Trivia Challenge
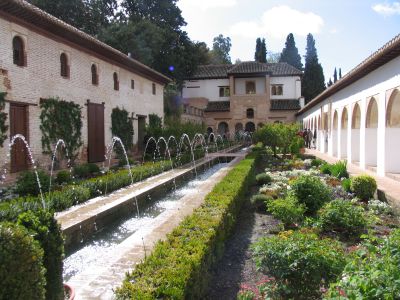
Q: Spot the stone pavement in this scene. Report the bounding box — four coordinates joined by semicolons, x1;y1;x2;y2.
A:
305;148;400;212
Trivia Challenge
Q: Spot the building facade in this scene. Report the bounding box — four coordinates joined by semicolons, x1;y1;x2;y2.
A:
297;33;400;177
182;61;303;136
0;0;170;172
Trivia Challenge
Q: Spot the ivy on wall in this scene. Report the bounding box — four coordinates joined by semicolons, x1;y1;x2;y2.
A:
39;97;82;162
111;107;134;156
0;92;8;147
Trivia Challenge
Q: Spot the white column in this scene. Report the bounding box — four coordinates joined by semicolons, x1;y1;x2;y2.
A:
347;106;352;161
377;92;386;176
337;110;342;158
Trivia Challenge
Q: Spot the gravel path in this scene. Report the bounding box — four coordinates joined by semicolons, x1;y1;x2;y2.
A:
205;197;280;300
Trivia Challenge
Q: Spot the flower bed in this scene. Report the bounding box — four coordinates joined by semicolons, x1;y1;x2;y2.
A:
114;153;259;299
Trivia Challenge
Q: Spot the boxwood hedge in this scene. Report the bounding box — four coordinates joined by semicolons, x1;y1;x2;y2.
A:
115;153;258;299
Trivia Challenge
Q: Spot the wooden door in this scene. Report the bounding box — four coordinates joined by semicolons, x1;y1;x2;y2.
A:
10;104;29;172
87;103;105;162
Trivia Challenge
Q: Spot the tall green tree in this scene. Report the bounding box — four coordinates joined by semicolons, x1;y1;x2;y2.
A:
302;34;325;104
254;37;267;63
339;68;342;79
333;67;338;83
210;34;232;64
279;33;303;70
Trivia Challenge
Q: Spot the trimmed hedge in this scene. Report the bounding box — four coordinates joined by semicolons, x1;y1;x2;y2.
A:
115;153;258;299
17;210;64;300
0;222;46;300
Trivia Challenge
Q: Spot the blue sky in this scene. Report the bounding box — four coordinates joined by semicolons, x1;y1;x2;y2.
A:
178;0;400;82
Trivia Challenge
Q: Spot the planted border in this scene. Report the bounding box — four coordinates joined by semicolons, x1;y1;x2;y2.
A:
115;153;258;299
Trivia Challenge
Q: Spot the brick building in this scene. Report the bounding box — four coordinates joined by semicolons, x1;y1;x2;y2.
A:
0;0;170;172
182;61;304;136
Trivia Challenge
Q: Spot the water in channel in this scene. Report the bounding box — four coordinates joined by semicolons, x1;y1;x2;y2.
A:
63;162;228;281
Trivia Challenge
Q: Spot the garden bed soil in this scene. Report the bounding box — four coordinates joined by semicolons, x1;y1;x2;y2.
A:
206;195;280;299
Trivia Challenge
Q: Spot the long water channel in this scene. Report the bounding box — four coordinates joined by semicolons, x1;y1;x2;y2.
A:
63;162;229;282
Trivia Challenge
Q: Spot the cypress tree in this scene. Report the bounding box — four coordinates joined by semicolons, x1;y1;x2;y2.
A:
254;38;262;62
333;67;338;83
327;78;333;87
279;33;303;70
302;33;325;104
339;68;342;79
255;38;267;63
260;38;267;63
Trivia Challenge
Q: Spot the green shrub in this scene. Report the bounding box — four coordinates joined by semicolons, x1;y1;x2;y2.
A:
341;178;352;193
267;196;305;228
115;154;257;299
351;175;377;201
87;163;100;174
326;229;400;299
252;230;346;299
255;173;272;185
15;170;51;196
55;169;72;185
289;135;304;155
250;194;271;209
320;163;332;175
290;175;332;214
73;163;90;178
17;210;64;300
330;160;349;178
311;158;325;167
0;222;46;300
318;199;367;237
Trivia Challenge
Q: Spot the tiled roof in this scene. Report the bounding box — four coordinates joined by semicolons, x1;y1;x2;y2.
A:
0;0;170;84
270;99;301;111
297;33;400;116
205;101;230;112
188;62;302;79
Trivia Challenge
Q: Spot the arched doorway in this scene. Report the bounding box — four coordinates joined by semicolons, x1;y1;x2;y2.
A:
351;103;361;163
365;98;378;168
341;107;348;159
323;113;329;153
218;122;229;136
386;90;400;173
245;122;255;132
317;115;321;150
332;110;338;157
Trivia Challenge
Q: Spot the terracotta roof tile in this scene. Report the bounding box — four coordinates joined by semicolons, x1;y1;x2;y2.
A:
189;62;302;79
205;101;230;112
270;99;301;110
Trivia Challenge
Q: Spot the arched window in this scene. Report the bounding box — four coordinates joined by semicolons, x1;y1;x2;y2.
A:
91;64;98;85
60;53;69;78
333;110;338;130
13;36;25;66
218;122;229;135
113;72;119;91
246;108;254;118
341;107;348;130
366;98;378;128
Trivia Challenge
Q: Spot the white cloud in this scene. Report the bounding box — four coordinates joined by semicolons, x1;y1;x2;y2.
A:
372;2;400;16
229;5;324;39
179;0;237;10
330;28;339;34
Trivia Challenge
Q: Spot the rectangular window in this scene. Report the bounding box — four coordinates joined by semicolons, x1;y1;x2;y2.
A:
219;86;230;97
245;81;256;94
271;84;283;95
131;80;135;89
152;83;156;95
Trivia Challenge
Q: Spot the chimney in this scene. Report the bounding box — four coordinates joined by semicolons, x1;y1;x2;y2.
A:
127;52;132;58
299;97;305;108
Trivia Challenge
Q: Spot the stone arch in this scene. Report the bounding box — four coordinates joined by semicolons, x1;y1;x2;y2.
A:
218;122;229;135
386;89;400;173
332;110;338;156
351;102;361;163
245;122;255;132
366;97;378;128
341;107;348;158
365;98;378;168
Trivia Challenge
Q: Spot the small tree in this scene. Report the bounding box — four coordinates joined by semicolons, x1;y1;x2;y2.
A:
111;107;134;157
0;92;8;147
40;97;83;163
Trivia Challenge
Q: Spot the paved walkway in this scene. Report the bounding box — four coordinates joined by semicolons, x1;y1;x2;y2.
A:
306;149;400;212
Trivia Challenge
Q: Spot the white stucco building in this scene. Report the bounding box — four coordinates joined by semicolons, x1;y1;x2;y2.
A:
297;33;400;177
182;62;303;135
0;0;170;172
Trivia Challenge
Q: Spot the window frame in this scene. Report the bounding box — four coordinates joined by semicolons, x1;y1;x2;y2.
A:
271;84;283;96
152;83;156;95
219;86;230;97
12;36;26;67
245;81;256;95
113;72;119;91
91;64;99;85
60;52;69;78
246;108;254;119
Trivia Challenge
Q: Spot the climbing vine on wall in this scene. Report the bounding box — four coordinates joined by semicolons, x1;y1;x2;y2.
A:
40;97;82;162
0;92;8;147
111;107;134;157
